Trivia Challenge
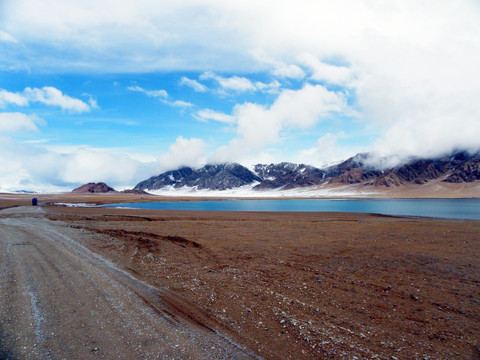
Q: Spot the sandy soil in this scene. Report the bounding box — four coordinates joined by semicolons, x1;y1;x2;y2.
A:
1;194;479;359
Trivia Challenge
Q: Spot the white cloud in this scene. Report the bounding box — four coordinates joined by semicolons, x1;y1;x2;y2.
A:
0;87;91;112
273;65;305;80
299;132;354;168
1;0;261;72
200;71;281;94
0;112;45;133
0;138;155;192
127;85;193;108
254;80;281;93
0;30;17;43
59;149;143;185
157;136;207;172
87;96;99;109
200;72;256;92
251;48;306;80
24;87;91;112
170;100;193;108
263;83;346;128
194;109;235;124
179;76;208;92
299;53;352;86
210;84;347;162
0;89;29;107
369;113;480;168
127;85;168;98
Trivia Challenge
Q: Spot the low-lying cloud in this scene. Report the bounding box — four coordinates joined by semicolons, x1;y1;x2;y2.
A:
156;136;207;173
0;138;155;192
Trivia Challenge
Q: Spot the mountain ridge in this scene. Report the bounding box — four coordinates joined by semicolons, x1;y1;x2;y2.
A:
134;151;480;192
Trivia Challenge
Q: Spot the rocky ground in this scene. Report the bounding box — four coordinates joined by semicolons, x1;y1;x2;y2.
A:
39;200;480;360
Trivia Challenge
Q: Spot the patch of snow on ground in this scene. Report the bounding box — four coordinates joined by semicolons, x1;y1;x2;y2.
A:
147;183;379;198
54;202;100;207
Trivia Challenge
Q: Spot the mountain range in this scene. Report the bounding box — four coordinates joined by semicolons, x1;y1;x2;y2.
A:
133;151;480;192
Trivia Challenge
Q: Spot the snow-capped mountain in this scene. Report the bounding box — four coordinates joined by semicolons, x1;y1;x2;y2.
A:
134;151;480;192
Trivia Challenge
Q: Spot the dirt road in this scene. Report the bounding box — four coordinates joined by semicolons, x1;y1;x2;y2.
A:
0;206;258;360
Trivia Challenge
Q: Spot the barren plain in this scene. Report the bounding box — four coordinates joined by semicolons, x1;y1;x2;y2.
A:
1;193;479;359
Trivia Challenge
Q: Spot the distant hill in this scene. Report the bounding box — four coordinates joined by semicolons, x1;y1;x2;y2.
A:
71;183;150;194
72;182;116;193
134;151;480;192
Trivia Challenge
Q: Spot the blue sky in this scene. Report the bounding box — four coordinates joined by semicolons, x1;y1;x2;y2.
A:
1;0;479;191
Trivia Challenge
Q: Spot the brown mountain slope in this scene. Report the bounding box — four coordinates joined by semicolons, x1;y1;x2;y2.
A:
72;182;116;193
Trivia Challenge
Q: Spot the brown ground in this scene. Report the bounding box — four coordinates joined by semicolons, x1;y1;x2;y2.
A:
1;194;480;359
0;207;256;359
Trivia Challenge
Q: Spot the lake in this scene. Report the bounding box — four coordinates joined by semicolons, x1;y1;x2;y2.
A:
102;198;480;220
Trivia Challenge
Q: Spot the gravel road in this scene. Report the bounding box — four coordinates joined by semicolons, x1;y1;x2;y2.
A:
0;206;258;360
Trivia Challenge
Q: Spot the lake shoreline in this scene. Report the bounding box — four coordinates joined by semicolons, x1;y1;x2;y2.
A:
2;193;480;220
99;198;480;220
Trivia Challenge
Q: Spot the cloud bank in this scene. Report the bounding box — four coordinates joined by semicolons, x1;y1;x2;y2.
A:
0;138;154;192
156;136;207;174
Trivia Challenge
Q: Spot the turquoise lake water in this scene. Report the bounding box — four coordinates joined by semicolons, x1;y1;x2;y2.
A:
102;198;480;220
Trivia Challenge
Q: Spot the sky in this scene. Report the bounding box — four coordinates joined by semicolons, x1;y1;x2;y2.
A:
1;0;480;192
